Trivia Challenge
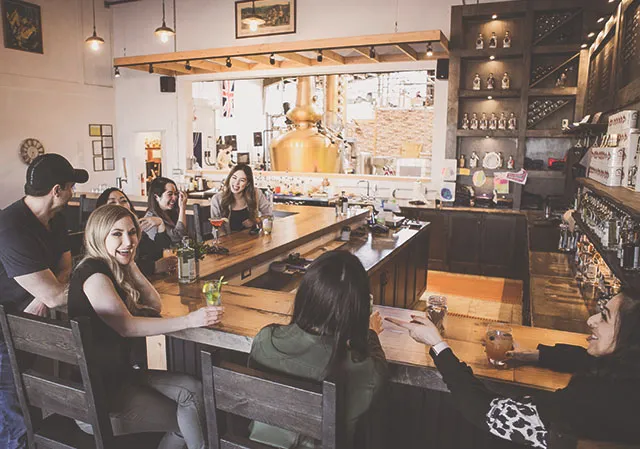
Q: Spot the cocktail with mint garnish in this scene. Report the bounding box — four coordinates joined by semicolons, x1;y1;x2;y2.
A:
202;276;227;306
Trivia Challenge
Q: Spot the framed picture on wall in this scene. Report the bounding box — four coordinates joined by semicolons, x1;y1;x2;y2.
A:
93;157;103;172
103;159;115;171
235;0;296;39
89;124;101;137
102;136;113;147
2;0;43;54
92;140;102;156
103;147;114;159
101;124;113;136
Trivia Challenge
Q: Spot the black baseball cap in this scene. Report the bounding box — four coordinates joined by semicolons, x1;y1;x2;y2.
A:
25;154;89;192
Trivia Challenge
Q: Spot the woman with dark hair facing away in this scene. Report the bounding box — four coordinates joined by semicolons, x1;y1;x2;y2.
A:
96;187;177;276
210;164;272;235
145;177;188;244
68;205;224;449
248;250;388;447
387;291;640;447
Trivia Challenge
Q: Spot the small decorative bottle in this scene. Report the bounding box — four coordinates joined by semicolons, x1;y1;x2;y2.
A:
556;72;568;88
177;237;197;284
476;33;484;50
470;151;480;169
489;113;498;130
470;113;479;130
479;112;488;130
507;155;515;169
489;32;498;48
498;152;505;168
503;31;512;48
498;112;507;130
487;73;496;90
472;73;482;90
458;154;467;168
462;113;470;130
501;72;511;90
508;112;518;130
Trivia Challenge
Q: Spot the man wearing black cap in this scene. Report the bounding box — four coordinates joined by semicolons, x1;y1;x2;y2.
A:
0;153;88;448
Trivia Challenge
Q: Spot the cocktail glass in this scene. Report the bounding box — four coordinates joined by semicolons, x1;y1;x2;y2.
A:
262;215;273;235
209;218;226;245
202;278;225;306
427;295;447;335
485;323;514;368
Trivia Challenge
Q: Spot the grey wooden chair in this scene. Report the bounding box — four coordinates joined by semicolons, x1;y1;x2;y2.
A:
0;304;161;449
201;350;345;449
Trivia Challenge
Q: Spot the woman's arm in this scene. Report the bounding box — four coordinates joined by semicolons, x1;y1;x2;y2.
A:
537;344;593;373
83;272;223;337
257;189;273;217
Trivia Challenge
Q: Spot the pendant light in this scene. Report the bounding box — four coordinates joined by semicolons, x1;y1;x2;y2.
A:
155;0;175;43
242;1;265;32
85;0;104;51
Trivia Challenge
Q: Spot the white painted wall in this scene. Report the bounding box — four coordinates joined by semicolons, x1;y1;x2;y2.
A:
0;0;115;208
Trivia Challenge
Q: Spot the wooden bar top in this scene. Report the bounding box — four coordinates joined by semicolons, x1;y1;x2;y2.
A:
160;285;588;393
152;205;369;290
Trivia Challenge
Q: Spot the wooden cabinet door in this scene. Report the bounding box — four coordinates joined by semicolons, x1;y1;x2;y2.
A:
416;210;448;271
480;215;517;278
448;213;482;274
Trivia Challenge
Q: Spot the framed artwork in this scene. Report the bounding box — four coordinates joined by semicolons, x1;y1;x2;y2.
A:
235;0;296;39
89;124;101;137
93;157;103;172
2;0;43;54
101;124;113;136
103;159;114;171
92;140;102;156
102;136;113;147
103;147;113;159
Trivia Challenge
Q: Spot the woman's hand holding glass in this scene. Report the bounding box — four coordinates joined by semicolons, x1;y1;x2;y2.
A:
385;314;444;346
187;305;224;328
369;311;383;334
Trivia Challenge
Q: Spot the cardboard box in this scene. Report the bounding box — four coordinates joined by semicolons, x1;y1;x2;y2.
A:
590;146;628;167
588;165;624;186
608;110;638;135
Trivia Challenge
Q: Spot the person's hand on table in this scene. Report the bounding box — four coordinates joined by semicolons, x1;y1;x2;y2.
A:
369;311;383;334
385;314;443;346
187;306;224;328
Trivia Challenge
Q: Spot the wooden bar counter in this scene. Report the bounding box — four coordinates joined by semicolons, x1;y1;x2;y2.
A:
159;284;587;394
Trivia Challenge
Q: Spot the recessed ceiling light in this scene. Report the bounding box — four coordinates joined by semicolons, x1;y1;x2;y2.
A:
487;96;493;100
597;16;606;23
489;55;496;60
581;43;588;48
492;14;498;20
587;32;595;38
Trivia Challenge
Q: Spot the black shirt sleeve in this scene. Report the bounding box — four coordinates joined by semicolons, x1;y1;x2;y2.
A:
0;225;49;278
537;344;593;373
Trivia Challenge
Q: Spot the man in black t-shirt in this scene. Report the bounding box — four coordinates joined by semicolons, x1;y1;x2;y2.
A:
0;153;88;448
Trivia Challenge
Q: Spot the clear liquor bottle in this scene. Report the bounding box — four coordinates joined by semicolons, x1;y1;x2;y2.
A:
177;237;197;284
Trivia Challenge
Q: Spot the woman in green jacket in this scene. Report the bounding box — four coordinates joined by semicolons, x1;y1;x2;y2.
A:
249;250;388;448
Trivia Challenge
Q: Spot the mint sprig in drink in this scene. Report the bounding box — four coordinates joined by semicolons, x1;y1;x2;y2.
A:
202;276;227;306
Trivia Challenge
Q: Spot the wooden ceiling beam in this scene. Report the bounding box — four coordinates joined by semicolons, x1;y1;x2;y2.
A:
114;30;447;66
189;60;222;72
244;55;280;67
278;52;312;66
127;64;174;76
352;46;380;62
396;43;418;61
155;62;202;74
321;49;345;64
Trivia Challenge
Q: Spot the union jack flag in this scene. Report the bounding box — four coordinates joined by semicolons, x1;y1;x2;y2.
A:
222;80;235;118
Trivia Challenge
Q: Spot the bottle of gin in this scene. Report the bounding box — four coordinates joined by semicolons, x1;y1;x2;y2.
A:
340;191;349;215
177;237;197;284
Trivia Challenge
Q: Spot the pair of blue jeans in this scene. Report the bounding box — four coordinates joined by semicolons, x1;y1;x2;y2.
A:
0;340;27;449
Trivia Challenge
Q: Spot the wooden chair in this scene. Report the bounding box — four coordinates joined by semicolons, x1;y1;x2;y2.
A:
201;350;345;449
0;305;161;449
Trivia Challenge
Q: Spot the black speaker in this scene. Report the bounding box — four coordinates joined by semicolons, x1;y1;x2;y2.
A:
436;59;449;80
160;76;176;92
253;132;263;147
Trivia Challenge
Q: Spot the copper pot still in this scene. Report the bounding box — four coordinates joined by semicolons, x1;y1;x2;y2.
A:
269;76;341;173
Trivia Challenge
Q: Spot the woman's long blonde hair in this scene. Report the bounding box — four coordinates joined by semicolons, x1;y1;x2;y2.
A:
80;204;142;314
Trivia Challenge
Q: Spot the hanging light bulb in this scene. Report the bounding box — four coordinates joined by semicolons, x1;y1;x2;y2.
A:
85;0;104;51
226;57;232;68
269;53;276;65
317;50;323;63
242;0;265;32
155;0;175;43
114;66;120;78
426;42;434;57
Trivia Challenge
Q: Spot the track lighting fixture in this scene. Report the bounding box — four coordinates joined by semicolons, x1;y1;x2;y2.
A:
155;0;175;43
185;60;192;70
226;57;232;68
149;64;154;74
426;42;433;57
85;0;104;51
270;53;276;65
317;50;323;63
369;46;375;58
114;67;120;78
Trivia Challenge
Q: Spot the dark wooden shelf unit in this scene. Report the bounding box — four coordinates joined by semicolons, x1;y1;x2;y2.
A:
573;213;640;293
446;0;615;209
562;123;607;135
527;169;566;178
577;178;640;221
459;89;521;98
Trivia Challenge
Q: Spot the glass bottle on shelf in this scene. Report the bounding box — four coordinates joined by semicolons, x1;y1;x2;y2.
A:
461;113;470;129
498;112;507;130
501;72;511;90
472;73;482;90
487;73;496;90
503;31;512;48
479;113;488;130
489;32;498;48
476;33;484;50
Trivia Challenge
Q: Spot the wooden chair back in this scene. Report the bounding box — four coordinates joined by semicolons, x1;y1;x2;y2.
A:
0;305;114;449
201;350;344;449
79;195;98;228
193;203;213;242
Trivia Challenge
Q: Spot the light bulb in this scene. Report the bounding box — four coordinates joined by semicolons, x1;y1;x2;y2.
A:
249;21;258;32
90;40;100;51
160;33;169;43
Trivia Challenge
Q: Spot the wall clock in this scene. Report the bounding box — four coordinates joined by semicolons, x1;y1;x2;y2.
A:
19;138;45;164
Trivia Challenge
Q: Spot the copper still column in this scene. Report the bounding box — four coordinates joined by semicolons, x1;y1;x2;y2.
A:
270;76;341;173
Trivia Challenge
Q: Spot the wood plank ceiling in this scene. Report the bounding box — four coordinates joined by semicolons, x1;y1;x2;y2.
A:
114;30;449;76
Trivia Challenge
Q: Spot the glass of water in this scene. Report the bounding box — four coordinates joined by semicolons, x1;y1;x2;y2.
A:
426;295;447;335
